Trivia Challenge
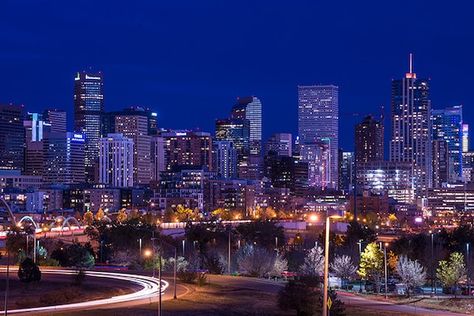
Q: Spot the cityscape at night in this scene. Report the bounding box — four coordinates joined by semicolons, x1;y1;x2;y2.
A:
2;1;474;315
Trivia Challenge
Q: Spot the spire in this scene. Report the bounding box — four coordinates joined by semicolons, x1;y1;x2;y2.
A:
405;53;416;79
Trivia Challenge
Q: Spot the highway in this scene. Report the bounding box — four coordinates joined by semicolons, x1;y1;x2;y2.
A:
0;268;170;315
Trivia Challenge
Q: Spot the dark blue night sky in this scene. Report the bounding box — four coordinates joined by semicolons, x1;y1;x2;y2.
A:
1;1;474;150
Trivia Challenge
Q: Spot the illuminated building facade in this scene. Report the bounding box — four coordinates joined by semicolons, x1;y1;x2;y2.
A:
0;104;25;171
356;160;414;204
432;105;463;182
74;71;104;183
99;133;134;188
162;131;212;171
389;55;431;198
298;85;339;189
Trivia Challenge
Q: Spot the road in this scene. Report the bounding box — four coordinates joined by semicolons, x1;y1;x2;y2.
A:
0;267;191;315
207;275;466;316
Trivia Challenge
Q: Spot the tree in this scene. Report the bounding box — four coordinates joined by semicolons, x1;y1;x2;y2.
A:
358;242;384;292
300;246;324;277
18;258;41;284
116;208;128;223
396;255;426;297
236;221;285;249
95;208;105;221
270;253;288;278
331;255;357;288
83;210;94;225
437;252;466;296
236;244;274;277
278;277;345;316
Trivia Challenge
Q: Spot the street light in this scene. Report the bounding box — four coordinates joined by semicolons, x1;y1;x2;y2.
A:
322;209;344;316
384;242;389;299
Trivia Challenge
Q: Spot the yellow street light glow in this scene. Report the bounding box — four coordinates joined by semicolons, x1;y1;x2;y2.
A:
309;214;318;222
143;249;153;257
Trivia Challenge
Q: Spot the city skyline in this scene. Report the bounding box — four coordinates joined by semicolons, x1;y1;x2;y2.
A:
2;1;474;150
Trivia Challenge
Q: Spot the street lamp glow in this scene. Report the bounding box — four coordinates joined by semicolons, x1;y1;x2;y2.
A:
309;214;318;222
143;249;153;258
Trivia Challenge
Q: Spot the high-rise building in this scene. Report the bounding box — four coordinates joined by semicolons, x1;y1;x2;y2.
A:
162;131;212;171
99;133;134;188
231;96;262;155
24;113;48;176
265;133;292;157
115;114;151;185
432;139;449;187
355;115;384;165
102;106;158;136
389;55;432;197
463;124;469;153
298;85;339;189
338;150;355;194
151;136;166;183
43;109;67;133
0;104;25;171
213;140;238;179
43;131;85;184
356;161;414;204
74;71;104;183
300;141;331;189
432;105;463;182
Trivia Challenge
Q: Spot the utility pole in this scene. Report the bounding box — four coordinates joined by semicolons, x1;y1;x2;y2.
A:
384;244;388;299
228;230;231;274
4;249;10;316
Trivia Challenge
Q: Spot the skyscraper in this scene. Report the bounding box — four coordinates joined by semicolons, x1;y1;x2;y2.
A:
265;133;292;157
24;113;48;176
298;85;339;189
338;150;355;194
463;124;469;153
432;105;463;182
115;114;151;185
389;55;432;197
74;71;104;183
231;96;262;156
355;115;384;165
162;131;212;171
151;135;166;183
0;104;25;171
213;140;238;179
99;133;134;188
43;109;67;133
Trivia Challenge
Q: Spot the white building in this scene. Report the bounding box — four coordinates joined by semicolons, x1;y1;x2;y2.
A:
99;133;134;188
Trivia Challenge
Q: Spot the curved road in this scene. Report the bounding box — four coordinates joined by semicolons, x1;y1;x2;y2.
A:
0;268;172;315
206;275;465;316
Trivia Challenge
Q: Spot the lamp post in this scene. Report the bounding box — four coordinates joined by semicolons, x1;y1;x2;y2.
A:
384;243;388;299
322;210;344;316
430;231;434;296
467;243;471;296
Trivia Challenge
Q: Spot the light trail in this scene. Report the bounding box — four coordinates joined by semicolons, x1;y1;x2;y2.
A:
0;268;169;314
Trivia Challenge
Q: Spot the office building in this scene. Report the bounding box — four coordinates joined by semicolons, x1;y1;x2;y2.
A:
231;96;262;155
432;139;449;188
115;114;151;185
338;150;354;194
300;141;330;189
389;55;431;197
74;71;104;183
102;106;158;136
24;113;48;176
162;131;212;171
265;133;292;157
432;105;463;182
151;136;166;183
356;160;414;204
355;115;384;165
463;124;469;153
298;85;339;189
99;133;134;188
0;104;25;171
213;140;238;179
43;109;67;133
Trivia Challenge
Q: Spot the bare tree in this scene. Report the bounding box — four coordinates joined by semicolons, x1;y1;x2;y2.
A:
270;253;288;278
300;246;324;277
237;245;274;277
331;255;357;289
396;255;426;297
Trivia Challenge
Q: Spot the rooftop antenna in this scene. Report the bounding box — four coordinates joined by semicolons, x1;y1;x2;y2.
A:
409;53;413;74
